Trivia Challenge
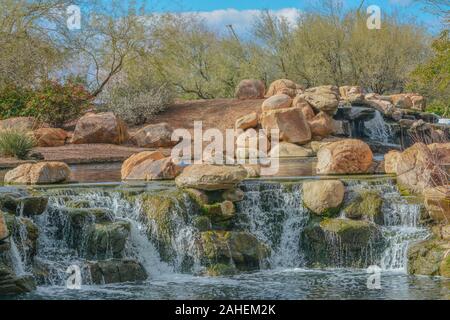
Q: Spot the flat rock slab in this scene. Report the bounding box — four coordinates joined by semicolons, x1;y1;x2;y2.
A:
32;144;172;164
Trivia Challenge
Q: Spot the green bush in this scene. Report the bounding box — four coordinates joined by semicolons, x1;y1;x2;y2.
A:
0;85;33;119
0;128;36;159
0;81;92;128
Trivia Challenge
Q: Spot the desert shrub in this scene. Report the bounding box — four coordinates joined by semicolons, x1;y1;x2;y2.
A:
104;81;173;125
0;85;33;119
0;128;36;159
24;81;92;128
0;81;92;127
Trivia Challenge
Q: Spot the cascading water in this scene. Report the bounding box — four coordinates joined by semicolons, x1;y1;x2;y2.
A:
364;110;393;144
343;179;429;271
7;178;430;296
237;182;310;268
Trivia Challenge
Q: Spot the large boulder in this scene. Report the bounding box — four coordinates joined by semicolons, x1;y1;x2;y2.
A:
266;79;302;98
316;139;373;174
88;259;147;284
34;128;69;147
175;164;248;191
4;162;71;185
269;142;313;158
302;218;385;268
235;112;258;130
0;267;36;295
71;112;128;144
391;93;426;111
261;107;311;144
200;231;269;271
131;122;177;148
408;239;450;278
384;150;401;174
0;117;40;131
299;85;340;115
396;143;446;194
339;86;365;104
308;111;335;138
423;186;450;223
121;151;182;181
428;142;450;167
235;79;265;100
261;94;292;111
302;180;345;216
0;212;8;240
364;94;397;117
292;95;315;120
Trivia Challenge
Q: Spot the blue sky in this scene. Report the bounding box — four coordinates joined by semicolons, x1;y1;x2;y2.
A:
90;1;444;35
147;0;441;32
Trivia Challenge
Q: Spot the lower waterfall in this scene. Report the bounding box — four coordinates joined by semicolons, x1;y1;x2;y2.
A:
9;178;430;290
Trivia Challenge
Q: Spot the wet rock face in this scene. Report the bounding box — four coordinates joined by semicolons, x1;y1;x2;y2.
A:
343;190;384;224
407;239;450;278
71;112;129;144
87;259;147;284
200;231;269;271
301;218;386;268
86;221;131;260
0;242;36;295
0;212;8;240
0;193;48;217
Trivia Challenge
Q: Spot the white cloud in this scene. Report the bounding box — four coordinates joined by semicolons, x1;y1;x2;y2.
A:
187;8;301;36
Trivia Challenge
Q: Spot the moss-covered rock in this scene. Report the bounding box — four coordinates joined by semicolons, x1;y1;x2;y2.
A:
193;216;212;232
343;190;384;224
140;190;199;263
205;263;238;277
200;231;269;271
407;238;450;278
0;246;36;295
0;192;48;216
65;200;91;209
87;259;147;284
301;218;386;268
86;221;131;260
3;213;39;261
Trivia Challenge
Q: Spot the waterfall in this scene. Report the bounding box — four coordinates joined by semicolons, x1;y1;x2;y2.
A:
237;182;309;268
9;237;26;276
365;110;392;143
20;178;428;290
344;179;429;271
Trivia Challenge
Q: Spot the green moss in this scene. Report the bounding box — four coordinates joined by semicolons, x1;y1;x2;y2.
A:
344;190;383;224
205;263;237;277
193;216;212;232
65;200;91;209
407;238;450;277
